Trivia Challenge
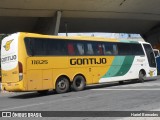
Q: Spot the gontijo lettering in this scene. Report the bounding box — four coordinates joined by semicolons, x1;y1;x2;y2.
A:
70;58;107;65
1;55;17;63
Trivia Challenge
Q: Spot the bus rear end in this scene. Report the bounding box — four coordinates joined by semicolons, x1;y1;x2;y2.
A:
1;33;24;92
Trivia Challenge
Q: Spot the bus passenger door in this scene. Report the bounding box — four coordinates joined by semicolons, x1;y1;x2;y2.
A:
42;70;53;90
27;70;42;91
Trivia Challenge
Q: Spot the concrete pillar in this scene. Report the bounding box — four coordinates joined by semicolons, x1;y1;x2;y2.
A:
53;11;62;35
33;11;62;35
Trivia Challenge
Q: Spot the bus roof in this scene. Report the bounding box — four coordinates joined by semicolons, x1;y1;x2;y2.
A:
12;32;147;44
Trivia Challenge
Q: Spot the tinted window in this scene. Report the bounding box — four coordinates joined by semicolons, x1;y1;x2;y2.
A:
76;43;85;55
117;43;132;55
103;43;118;55
85;42;94;55
91;42;104;55
130;44;144;55
25;37;144;57
47;39;67;55
67;41;85;55
143;44;156;67
25;38;67;56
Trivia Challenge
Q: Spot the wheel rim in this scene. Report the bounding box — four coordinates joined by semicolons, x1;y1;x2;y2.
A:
58;79;67;90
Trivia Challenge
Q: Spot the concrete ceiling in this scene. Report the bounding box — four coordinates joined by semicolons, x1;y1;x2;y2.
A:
0;0;160;34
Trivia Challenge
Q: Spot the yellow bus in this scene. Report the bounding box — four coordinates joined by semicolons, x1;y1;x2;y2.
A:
1;32;157;94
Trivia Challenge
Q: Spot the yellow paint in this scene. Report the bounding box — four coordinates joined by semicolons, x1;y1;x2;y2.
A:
2;80;24;92
2;66;19;83
2;32;116;92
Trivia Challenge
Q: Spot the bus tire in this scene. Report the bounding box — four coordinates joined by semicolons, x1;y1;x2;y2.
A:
56;76;70;94
139;70;145;83
72;75;86;91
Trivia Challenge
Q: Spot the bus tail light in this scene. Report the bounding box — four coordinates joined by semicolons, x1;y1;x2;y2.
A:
18;61;23;81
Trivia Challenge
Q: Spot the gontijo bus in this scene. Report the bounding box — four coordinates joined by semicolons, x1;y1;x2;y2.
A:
1;32;157;94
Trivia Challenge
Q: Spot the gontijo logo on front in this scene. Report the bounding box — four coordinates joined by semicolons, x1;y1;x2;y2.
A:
3;39;13;51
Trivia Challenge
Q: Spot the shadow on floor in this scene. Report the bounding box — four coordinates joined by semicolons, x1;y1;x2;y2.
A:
8;78;158;99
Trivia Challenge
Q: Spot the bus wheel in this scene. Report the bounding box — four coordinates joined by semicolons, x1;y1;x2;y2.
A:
72;75;86;91
139;70;145;83
56;76;70;94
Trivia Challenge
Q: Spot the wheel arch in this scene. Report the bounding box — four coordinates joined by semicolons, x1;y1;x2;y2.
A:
139;69;146;76
72;73;86;83
54;74;71;89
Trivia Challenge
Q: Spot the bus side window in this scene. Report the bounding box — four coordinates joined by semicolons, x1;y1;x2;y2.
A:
104;43;112;55
98;44;103;55
34;38;47;55
117;43;132;55
92;43;103;55
25;38;34;56
86;43;94;55
67;43;75;55
113;44;118;55
77;43;84;55
103;43;117;55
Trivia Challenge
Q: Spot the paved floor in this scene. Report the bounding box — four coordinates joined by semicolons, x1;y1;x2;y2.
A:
0;79;160;120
